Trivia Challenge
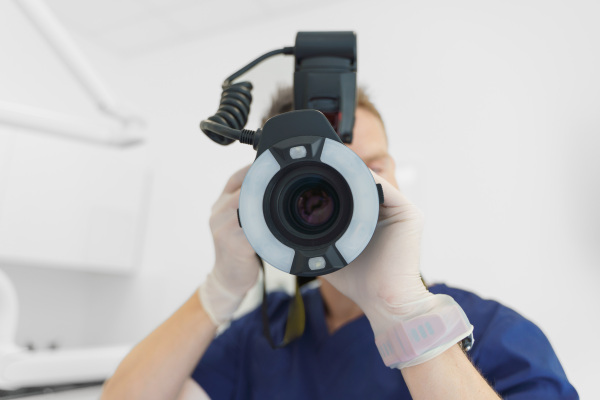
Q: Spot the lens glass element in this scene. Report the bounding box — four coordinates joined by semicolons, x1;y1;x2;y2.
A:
295;181;335;227
265;161;353;247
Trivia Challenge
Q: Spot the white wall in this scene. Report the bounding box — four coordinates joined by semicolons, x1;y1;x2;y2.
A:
0;0;149;345
1;0;598;397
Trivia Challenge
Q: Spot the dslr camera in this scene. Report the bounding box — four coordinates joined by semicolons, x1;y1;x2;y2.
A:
201;32;382;277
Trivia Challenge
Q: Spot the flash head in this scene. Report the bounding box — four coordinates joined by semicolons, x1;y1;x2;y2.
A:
294;32;357;144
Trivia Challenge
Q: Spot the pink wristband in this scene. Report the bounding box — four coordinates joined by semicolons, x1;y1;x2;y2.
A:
375;296;473;368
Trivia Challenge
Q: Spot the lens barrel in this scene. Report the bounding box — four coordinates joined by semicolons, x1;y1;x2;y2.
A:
264;161;353;249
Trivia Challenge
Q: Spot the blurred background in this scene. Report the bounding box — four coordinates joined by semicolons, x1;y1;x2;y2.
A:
0;0;598;398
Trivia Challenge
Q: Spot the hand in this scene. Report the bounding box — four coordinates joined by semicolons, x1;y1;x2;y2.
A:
323;171;433;335
199;165;261;325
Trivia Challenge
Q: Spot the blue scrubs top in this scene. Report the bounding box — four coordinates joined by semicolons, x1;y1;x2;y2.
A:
192;284;578;399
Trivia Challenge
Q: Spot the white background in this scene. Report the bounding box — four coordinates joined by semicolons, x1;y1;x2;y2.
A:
1;0;598;398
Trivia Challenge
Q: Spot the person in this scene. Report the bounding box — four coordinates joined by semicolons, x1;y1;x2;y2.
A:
100;88;578;400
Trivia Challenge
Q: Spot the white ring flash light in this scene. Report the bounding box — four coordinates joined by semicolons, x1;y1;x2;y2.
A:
238;136;380;276
320;139;380;264
238;150;295;273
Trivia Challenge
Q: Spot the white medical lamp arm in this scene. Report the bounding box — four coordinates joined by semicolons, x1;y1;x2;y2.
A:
1;0;145;147
15;0;140;126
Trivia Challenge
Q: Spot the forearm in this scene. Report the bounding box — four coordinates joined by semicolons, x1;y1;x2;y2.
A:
101;291;217;400
401;344;501;400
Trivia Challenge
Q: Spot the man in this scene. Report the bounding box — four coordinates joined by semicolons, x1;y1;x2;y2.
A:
100;88;578;399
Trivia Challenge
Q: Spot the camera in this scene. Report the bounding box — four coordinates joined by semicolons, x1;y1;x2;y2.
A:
238;109;382;276
201;32;382;276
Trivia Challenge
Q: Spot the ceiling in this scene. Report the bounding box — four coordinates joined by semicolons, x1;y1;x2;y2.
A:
46;0;311;57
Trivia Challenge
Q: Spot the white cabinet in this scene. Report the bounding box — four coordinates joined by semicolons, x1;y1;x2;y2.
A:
0;129;149;274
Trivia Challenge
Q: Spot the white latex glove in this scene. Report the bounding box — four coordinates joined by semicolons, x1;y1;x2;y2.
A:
198;165;261;326
323;171;435;337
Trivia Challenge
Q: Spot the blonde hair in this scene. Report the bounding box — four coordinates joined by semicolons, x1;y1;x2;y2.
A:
261;86;385;132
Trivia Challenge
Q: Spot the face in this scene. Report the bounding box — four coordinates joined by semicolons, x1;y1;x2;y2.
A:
347;107;398;189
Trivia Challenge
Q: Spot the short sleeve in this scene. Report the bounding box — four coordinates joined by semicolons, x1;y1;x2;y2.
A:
475;309;579;399
191;317;246;400
431;284;579;399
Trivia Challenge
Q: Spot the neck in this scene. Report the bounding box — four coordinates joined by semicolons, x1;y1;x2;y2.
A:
317;278;364;334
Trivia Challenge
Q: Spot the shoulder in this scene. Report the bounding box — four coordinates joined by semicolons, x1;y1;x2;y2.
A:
431;283;578;398
430;283;548;354
430;284;516;335
429;283;543;348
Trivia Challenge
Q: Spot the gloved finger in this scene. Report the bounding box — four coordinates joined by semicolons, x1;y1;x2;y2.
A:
212;210;246;239
368;169;413;208
211;188;241;215
222;164;252;194
209;205;237;232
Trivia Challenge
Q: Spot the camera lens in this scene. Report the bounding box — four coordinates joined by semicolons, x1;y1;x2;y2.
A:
240;134;380;276
293;178;335;228
264;161;352;248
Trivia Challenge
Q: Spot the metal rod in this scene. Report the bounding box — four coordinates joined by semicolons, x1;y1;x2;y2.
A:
0;101;142;147
8;0;145;145
16;0;121;115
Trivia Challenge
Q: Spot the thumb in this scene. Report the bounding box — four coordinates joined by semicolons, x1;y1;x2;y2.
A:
369;170;418;219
